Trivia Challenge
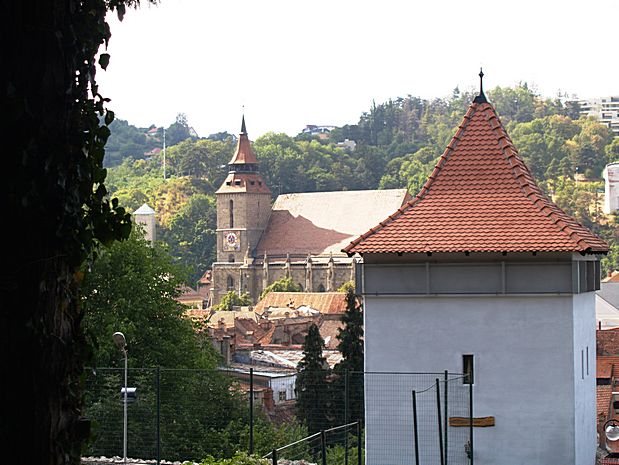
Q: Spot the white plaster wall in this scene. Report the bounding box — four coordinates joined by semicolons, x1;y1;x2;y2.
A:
572;292;596;465
270;376;297;403
364;295;577;465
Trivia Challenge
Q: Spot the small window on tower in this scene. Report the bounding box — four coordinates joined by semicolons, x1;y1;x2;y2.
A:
227;275;235;291
229;255;235;263
463;354;474;385
229;200;234;228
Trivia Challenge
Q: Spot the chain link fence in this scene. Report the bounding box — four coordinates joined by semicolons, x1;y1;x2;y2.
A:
83;368;472;465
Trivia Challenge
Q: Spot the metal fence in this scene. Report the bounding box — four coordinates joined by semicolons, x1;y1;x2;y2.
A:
82;368;472;465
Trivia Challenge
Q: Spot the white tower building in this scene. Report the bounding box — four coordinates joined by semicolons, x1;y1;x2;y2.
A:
133;203;156;244
345;77;608;465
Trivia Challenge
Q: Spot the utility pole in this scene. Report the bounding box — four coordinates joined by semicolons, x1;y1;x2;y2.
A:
163;127;167;180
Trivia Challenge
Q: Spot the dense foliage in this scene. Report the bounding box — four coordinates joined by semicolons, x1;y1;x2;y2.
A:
259;277;303;299
213;291;254;311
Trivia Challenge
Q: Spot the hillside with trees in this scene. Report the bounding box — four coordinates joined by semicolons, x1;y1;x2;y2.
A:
104;84;619;283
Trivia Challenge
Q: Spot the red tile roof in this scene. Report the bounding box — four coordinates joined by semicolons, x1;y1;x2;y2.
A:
598;384;613;418
254;292;348;315
343;100;608;255
599;328;619;356
598;356;619;378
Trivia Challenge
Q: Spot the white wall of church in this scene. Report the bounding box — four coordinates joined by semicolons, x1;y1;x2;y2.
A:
364;294;590;465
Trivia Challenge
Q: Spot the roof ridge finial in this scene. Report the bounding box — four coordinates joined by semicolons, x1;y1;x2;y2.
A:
473;67;488;104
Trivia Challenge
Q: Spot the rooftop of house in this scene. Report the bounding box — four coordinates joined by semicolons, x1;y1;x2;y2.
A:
133;203;155;216
255;189;410;256
254;292;349;315
598;327;619;355
344;89;608;255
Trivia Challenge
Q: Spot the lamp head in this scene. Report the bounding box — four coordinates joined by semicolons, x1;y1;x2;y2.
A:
113;332;126;351
606;420;619;442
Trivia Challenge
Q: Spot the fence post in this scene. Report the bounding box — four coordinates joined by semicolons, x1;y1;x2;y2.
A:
469;381;474;465
345;371;349;465
321;430;327;465
356;421;362;465
249;367;254;454
436;378;445;465
444;370;448;465
156;366;161;465
412;391;419;465
272;448;278;465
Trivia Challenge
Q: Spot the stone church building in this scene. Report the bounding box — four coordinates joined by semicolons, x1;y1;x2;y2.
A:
210;117;409;305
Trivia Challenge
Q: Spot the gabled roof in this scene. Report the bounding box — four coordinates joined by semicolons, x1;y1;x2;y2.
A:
344;99;608;255
256;189;409;256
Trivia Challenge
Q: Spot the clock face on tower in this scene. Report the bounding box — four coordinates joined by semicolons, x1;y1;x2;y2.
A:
224;231;240;251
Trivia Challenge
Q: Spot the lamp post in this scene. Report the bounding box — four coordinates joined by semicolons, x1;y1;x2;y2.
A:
606;419;619;443
113;332;128;465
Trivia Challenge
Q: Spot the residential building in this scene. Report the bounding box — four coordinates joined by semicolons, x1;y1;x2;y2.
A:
579;97;619;137
604;163;619;214
209;117;409;305
345;79;608;465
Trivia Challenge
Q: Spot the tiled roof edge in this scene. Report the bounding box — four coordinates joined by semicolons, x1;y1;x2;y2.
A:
342;105;477;254
481;104;608;253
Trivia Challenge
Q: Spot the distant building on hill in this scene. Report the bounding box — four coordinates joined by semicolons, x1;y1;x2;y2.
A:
133;203;156;244
579;97;619;137
209;116;409;306
603;162;619;214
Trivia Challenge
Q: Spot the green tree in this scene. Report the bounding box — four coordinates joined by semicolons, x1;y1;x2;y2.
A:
213;291;253;311
607;138;619;164
296;324;331;433
334;289;364;424
164;194;218;282
260;277;303;299
81;230;216;369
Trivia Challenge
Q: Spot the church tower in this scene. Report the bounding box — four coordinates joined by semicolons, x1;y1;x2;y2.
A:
212;117;272;303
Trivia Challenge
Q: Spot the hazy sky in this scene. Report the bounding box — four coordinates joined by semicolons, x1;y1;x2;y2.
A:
98;0;618;138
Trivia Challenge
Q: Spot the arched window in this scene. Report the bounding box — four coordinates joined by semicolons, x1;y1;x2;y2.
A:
318;283;325;293
229;199;234;228
227;275;235;291
228;255;235;263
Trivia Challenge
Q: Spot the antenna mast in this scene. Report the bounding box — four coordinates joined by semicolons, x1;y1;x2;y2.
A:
163;127;166;180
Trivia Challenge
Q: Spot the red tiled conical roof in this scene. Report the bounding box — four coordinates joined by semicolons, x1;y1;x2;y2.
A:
228;115;260;165
343;100;608;255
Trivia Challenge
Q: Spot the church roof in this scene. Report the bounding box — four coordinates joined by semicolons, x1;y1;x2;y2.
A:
343;96;608;255
227;115;259;165
216;116;270;194
255;189;409;256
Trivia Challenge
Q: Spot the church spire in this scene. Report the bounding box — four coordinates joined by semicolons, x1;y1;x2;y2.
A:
241;114;247;135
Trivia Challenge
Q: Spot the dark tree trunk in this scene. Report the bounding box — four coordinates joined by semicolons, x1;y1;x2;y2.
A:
1;1;122;463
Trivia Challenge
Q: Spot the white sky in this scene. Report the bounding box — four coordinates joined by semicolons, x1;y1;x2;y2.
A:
98;0;618;138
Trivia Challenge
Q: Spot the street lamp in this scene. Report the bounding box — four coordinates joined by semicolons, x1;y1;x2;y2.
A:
113;332;128;465
606;419;619;442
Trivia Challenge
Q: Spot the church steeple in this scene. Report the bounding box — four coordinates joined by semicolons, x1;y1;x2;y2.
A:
216;116;270;194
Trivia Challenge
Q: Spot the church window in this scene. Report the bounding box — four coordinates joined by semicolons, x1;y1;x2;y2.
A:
229;255;235;263
463;354;474;384
279;391;286;401
229;200;234;228
227;275;235;291
318;284;325;292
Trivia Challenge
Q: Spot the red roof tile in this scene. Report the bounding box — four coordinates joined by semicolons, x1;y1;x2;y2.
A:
344;100;608;254
598;328;619;356
598;356;619;378
254;292;349;315
598;384;613;418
